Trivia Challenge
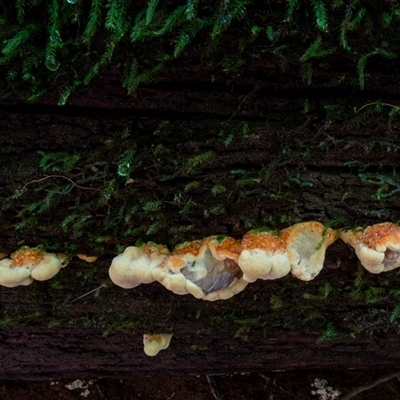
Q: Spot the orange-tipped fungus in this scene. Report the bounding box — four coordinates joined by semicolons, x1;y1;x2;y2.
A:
281;222;337;281
0;246;68;287
76;254;98;263
341;222;400;273
154;236;248;301
238;229;291;282
143;333;173;357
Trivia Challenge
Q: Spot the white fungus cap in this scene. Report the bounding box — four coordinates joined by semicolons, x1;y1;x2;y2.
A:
281;222;337;281
239;249;291;282
155;237;248;301
201;236;249;301
0;258;33;287
143;333;173;357
341;223;400;274
31;252;65;281
238;230;291;282
0;247;68;287
202;278;248;301
152;244;203;297
109;243;169;289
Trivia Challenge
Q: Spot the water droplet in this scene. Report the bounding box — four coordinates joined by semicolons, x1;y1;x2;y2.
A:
118;163;130;177
45;55;60;72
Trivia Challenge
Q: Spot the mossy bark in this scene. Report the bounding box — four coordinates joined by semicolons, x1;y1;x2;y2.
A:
2;55;400;379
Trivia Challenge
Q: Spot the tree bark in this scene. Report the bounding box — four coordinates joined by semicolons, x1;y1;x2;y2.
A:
2;55;400;379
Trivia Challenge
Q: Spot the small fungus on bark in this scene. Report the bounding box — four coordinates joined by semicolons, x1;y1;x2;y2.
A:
153;236;248;301
238;229;291;282
76;254;98;263
341;222;400;274
143;333;173;357
280;222;337;281
108;242;169;289
0;246;68;287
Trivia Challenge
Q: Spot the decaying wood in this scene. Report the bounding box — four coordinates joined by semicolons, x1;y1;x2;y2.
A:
2;56;400;379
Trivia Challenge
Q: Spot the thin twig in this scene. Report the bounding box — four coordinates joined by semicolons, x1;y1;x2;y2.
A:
354;102;400;114
341;371;400;400
222;89;257;124
21;174;98;191
273;378;296;397
94;383;106;399
206;375;222;400
70;284;106;303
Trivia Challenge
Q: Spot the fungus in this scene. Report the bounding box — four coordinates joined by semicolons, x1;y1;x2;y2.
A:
0;258;32;287
238;228;291;282
31;251;68;281
143;333;173;357
341;222;400;273
76;254;98;263
108;242;169;289
0;246;68;287
154;236;248;301
280;222;337;281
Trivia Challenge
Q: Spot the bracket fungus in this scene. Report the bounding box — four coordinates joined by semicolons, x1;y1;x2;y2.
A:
108;242;169;289
153;236;248;301
238;229;291;282
0;246;68;287
143;333;173;357
280;222;337;281
76;253;98;263
341;222;400;274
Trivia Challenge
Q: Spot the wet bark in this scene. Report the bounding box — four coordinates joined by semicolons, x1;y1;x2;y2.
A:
2;55;400;379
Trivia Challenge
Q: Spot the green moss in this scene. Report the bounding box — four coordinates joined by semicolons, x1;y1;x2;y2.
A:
1;0;400;101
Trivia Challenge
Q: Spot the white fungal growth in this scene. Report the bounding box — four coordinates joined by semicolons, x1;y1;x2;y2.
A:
281;222;337;281
0;260;32;287
181;248;236;292
143;333;173;357
65;379;95;398
153;237;248;301
341;222;400;274
0;247;68;288
238;229;291;282
108;242;169;289
311;378;341;400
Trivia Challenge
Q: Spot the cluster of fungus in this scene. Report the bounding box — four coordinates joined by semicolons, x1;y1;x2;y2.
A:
0;246;68;287
108;242;169;289
109;221;339;301
0;247;101;288
341;222;400;274
3;222;400;296
152;236;248;301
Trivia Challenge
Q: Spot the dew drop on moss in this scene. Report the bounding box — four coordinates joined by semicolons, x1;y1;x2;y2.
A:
118;163;130;177
45;55;60;72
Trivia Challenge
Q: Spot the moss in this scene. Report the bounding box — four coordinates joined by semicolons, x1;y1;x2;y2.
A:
1;1;400;102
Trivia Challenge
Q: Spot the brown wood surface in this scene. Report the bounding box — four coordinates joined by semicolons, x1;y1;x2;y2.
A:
2;55;400;379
